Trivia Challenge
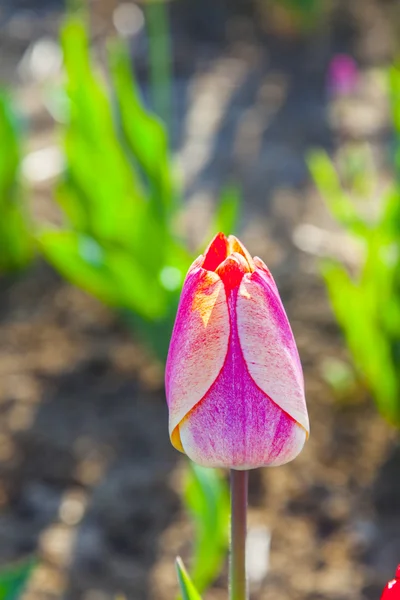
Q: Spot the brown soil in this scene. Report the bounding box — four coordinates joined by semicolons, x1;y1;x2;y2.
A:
1;1;400;599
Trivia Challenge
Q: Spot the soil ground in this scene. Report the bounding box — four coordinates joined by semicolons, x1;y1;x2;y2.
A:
0;1;400;599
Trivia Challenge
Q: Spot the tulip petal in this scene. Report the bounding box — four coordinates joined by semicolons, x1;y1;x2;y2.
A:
237;269;309;434
215;253;249;293
179;292;306;468
253;256;279;293
179;363;306;469
202;232;229;271
166;264;230;450
228;235;255;271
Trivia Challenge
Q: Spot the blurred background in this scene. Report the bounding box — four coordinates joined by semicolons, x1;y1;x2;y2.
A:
1;0;400;599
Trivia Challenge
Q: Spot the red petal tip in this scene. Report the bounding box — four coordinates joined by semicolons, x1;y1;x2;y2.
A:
202;233;229;272
215;252;249;293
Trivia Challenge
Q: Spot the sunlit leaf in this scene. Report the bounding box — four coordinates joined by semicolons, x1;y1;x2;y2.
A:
183;462;229;592
61;18;145;248
175;558;202;600
39;230;166;319
108;40;174;217
0;93;32;274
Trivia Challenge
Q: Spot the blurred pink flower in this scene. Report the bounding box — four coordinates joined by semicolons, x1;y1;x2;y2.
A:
327;54;359;96
165;233;309;469
381;566;400;600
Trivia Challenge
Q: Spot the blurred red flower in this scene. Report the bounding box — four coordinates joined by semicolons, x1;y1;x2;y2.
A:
381;566;400;600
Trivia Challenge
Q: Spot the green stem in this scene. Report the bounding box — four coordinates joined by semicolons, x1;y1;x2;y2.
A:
230;469;248;600
144;0;172;129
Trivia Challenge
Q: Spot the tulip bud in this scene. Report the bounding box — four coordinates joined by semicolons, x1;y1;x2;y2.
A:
165;233;309;469
381;566;400;600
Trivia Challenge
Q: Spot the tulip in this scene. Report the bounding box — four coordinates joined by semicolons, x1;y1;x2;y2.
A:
327;54;358;97
381;566;400;600
165;232;309;470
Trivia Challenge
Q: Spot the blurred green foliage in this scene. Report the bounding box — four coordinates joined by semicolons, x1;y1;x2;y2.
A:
175;557;202;600
0;93;32;276
144;0;172;127
183;462;229;593
261;0;328;33
213;186;241;242
308;81;400;425
0;558;35;600
38;17;239;362
279;0;324;28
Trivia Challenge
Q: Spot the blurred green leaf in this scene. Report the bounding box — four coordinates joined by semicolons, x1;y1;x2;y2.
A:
322;258;400;424
0;92;32;275
213;185;241;236
60;18;145;248
0;557;35;600
175;558;202;600
308;150;369;237
40;15;187;359
183;462;229;592
337;144;376;198
280;0;325;30
144;0;172;127
39;230;166;320
40;15;244;368
309;137;400;424
0;94;19;187
108;40;174;217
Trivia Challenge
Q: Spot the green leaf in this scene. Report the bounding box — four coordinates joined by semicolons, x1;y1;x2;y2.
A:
0;204;32;273
39;230;166;320
108;40;174;217
175;558;202;600
308;149;369;237
54;179;90;232
0;557;35;600
380;185;400;236
213;185;241;236
61;18;112;142
60;18;145;247
39;16;191;363
183;462;229;592
0;92;32;274
322;259;400;424
0;93;19;192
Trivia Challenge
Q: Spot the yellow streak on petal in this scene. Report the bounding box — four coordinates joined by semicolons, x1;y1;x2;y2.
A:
171;426;184;453
192;285;219;327
227;235;256;271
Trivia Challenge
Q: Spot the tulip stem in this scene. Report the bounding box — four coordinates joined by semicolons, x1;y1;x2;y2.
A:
230;469;248;600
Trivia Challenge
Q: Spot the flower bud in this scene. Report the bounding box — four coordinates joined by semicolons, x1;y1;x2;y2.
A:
165;233;309;469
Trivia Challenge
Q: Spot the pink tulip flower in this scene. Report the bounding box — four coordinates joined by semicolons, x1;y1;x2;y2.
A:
327;54;358;97
165;233;309;469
